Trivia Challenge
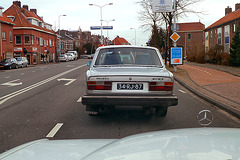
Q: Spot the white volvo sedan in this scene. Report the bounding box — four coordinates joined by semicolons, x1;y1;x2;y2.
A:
82;45;178;116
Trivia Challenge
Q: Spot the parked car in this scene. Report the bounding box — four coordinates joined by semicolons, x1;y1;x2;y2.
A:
1;128;240;160
82;45;178;116
67;51;78;60
0;58;18;69
16;57;28;68
59;54;69;62
66;53;75;61
80;54;89;59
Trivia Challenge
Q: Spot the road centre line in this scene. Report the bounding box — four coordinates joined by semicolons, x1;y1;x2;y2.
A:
46;123;63;138
0;64;86;105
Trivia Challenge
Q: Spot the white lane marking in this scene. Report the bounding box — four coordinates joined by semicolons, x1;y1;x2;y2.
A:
57;78;76;85
178;89;186;94
77;97;82;103
32;71;35;72
1;79;23;87
0;64;86;105
20;73;24;75
46;123;63;138
5;76;10;79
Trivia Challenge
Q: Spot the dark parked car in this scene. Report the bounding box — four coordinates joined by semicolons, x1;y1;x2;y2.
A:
0;58;18;69
16;57;28;68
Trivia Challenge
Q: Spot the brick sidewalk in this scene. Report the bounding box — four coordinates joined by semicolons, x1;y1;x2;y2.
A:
167;64;240;118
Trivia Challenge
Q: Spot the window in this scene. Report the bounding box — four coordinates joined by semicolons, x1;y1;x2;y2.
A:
53;41;54;47
205;32;209;41
224;25;230;53
49;39;52;47
233;24;236;33
10;31;12;42
187;33;191;41
24;35;30;44
205;32;209;53
32;35;34;45
15;35;22;45
217;28;222;45
40;37;43;46
2;32;6;40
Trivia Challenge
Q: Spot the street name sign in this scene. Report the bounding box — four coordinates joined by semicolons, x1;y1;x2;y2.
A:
152;0;173;12
90;26;101;30
170;32;180;42
102;26;113;30
170;47;183;65
90;26;113;30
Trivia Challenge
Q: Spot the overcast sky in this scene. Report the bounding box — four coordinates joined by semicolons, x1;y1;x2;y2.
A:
1;0;240;45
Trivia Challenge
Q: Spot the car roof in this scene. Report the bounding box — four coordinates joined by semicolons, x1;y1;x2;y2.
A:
97;45;158;50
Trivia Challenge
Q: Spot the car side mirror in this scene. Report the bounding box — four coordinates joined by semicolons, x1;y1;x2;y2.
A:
87;61;92;66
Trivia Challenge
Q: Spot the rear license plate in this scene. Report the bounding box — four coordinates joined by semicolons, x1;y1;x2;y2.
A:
117;83;143;90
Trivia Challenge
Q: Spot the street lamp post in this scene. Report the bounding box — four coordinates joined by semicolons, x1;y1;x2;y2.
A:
58;14;66;57
103;19;115;45
89;3;113;44
130;28;136;45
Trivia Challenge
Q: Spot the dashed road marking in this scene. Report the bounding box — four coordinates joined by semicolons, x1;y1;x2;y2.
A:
178;89;187;94
77;97;82;103
46;123;63;138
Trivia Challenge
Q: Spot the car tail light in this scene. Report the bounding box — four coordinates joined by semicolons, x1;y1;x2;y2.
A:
149;82;173;91
87;81;112;90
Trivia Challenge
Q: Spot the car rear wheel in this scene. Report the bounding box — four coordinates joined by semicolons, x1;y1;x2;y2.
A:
155;106;168;117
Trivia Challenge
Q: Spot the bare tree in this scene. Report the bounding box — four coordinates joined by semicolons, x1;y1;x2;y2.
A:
138;0;203;30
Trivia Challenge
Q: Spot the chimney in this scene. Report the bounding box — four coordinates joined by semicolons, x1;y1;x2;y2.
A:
0;6;3;17
30;9;37;15
225;6;232;15
13;1;21;8
23;5;28;10
235;3;240;11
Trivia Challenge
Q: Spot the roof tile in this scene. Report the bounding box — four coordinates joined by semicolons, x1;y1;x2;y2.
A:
205;9;240;30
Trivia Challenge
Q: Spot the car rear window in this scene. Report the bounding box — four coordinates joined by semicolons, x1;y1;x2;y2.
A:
95;47;162;66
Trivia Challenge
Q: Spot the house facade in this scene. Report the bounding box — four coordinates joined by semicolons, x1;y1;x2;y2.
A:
204;3;240;54
4;1;57;64
0;6;14;61
58;30;74;54
176;22;205;58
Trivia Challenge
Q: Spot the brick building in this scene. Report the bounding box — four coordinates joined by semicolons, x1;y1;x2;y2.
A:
176;22;205;58
112;36;131;45
0;6;14;60
204;3;240;54
4;1;57;64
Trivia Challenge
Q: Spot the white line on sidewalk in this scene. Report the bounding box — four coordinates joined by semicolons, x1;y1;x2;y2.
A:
46;123;63;138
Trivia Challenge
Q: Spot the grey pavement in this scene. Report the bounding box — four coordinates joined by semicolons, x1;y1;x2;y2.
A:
169;62;240;119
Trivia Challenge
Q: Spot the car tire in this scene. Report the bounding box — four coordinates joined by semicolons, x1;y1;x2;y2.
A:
15;65;18;69
155;106;168;117
8;66;11;70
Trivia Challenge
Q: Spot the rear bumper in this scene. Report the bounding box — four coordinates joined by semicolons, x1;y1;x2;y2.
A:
82;95;178;107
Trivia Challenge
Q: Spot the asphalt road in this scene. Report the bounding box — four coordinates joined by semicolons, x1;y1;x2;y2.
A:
0;60;239;153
